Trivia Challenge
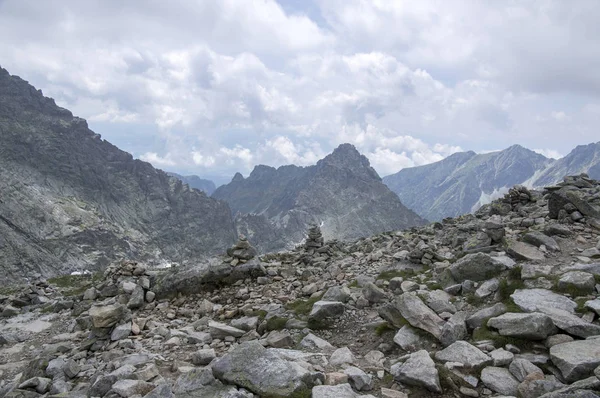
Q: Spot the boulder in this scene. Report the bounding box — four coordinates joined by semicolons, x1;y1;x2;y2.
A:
480;366;519;396
511;289;577;313
89;304;125;328
211;341;321;397
394;293;444;339
558;271;596;294
507;240;545;261
434;341;492;368
449;253;506;282
390;350;441;393
550;339;600;383
487;312;556;340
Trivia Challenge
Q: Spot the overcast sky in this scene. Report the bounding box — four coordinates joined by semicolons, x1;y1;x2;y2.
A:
1;0;599;184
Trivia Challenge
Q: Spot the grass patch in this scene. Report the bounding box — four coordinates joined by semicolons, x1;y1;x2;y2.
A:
348;280;359;288
249;310;268;320
375;322;394;336
575;297;590;314
266;316;288;331
48;272;102;297
285;294;323;316
376;269;415;281
472;324;535;351
465;294;485;306
498;266;525;301
555;284;593;298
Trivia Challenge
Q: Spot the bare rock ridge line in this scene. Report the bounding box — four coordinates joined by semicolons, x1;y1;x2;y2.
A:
2;173;600;397
212;143;427;253
384;142;600;221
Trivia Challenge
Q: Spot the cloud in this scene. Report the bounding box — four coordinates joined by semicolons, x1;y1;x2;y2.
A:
0;0;597;181
533;149;563;159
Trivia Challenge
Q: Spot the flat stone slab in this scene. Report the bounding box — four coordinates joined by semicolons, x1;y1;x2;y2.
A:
395;293;444;340
487;312;556;340
391;350;441;393
550;339;600;382
511;289;577;313
507;240;545;261
434;341;492;368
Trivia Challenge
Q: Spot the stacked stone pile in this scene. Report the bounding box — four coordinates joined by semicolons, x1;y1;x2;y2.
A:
226;235;258;265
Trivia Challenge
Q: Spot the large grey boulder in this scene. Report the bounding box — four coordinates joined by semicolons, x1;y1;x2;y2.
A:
449;253;507;282
395;293;445;339
209;321;245;339
211;341;321;397
466;303;507;329
440;311;468;347
523;231;561;252
392;325;434;352
539;307;600;338
558;272;596;294
480;366;519;396
89;304;125;328
152;259;266;299
550;339;600;382
511;289;577;313
390;350;441;393
308;301;345;327
487;312;556;340
507;240;545;261
434;341;492;368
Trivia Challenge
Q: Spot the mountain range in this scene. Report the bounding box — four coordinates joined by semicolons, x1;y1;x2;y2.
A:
0;67;237;282
212;143;426;252
383;142;600;221
0;67;425;281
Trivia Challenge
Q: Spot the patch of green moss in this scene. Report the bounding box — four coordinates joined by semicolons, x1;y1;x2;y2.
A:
498;267;525;301
289;387;312;398
376;269;415;281
575;297;589;314
375;322;394;336
555;283;593;299
285;293;323;316
307;317;331;330
348;280;359;288
473;324;535;351
266;316;288;331
249;310;268;320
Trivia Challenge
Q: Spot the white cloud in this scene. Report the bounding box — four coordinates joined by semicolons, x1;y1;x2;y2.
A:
0;0;598;181
533;149;563;159
139;152;176;167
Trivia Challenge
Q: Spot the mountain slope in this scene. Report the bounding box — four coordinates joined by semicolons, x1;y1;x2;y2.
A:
0;67;236;282
532;142;600;186
167;172;217;195
383;145;553;221
213;144;426;252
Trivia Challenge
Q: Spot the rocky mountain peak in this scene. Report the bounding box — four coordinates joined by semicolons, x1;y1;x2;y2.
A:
317;143;380;181
231;172;245;182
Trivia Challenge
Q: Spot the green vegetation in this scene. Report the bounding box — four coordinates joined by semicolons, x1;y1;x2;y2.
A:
266;316;288;331
348;280;359;288
48;272;102;297
497;266;525;301
472;324;534;351
376;269;415;281
374;322;394;336
285;293;323;316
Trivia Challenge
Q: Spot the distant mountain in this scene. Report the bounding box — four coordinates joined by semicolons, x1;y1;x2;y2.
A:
213;143;426;252
532;142;600;187
383;145;553;221
167;172;216;195
0;67;236;283
383;142;600;221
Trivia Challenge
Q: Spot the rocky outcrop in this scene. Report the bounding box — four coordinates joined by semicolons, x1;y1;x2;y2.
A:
0;67;237;283
166;172;217;195
213;143;426;252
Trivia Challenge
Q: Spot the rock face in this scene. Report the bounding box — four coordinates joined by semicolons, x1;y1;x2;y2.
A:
166;172;217;195
0;67;237;283
212;143;426;252
383;142;600;220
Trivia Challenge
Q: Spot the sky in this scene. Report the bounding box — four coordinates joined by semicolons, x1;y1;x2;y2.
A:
1;0;599;185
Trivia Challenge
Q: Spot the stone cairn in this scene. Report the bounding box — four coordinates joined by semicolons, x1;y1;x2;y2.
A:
305;224;324;252
546;173;600;225
77;260;155;352
226;235;258;266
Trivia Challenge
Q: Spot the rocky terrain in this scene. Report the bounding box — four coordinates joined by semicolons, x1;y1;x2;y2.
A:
2;173;600;397
384;143;600;221
166;173;217;196
213;144;426;252
0;67;238;283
